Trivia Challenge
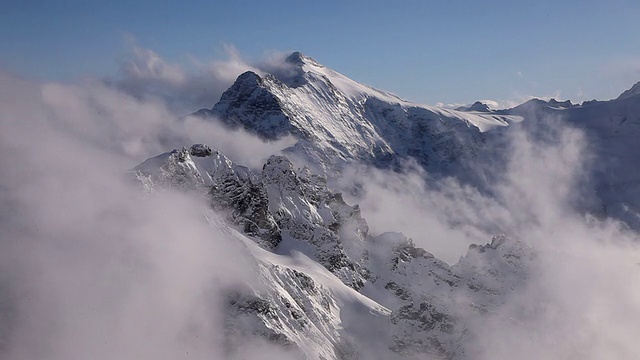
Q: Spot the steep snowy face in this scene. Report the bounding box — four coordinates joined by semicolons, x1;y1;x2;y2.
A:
261;155;370;289
133;144;280;247
222;225;393;360
133;149;384;359
197;52;521;176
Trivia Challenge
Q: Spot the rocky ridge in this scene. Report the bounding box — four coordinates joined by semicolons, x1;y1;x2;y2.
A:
133;145;535;359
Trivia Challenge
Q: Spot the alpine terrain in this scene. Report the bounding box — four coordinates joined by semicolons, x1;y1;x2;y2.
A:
130;52;640;359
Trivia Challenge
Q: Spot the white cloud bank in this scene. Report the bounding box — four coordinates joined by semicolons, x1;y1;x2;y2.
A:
0;69;295;359
344;112;640;358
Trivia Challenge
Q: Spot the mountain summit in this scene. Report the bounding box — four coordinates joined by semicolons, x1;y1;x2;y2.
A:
617;80;640;100
285;51;322;67
196;51;521;176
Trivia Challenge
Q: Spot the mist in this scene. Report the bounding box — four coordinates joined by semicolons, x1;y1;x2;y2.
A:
0;69;293;359
344;111;640;358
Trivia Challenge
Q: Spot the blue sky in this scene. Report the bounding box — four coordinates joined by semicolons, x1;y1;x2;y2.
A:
2;0;640;107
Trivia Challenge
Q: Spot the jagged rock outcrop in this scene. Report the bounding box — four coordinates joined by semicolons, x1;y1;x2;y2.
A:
133;145;282;248
133;145;370;288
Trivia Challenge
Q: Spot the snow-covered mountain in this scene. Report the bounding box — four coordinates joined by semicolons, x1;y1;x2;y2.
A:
130;53;640;359
195;53;640;229
132;144;535;359
195;52;521;178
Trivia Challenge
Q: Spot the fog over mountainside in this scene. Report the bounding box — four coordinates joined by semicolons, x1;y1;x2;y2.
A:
1;52;639;359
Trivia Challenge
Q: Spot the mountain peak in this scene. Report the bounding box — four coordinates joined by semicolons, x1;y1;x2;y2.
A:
285;51;305;65
235;71;262;85
617;81;640;100
547;98;573;108
456;101;491;112
285;51;322;68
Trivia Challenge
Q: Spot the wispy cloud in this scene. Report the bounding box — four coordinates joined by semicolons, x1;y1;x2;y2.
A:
108;41;300;116
108;42;255;115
